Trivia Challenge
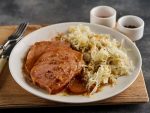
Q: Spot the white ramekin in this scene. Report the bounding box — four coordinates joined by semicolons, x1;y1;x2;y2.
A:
117;15;144;41
90;6;116;28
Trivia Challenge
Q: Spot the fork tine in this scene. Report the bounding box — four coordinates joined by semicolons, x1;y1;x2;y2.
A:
12;23;28;40
16;23;28;37
13;23;25;35
8;23;26;40
15;23;27;36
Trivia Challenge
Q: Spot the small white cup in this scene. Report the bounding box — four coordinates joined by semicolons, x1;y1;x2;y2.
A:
90;6;116;28
117;15;144;41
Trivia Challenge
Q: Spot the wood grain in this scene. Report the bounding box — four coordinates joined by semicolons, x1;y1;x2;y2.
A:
0;25;149;108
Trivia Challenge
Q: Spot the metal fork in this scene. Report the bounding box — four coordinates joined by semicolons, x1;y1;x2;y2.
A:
0;22;28;50
0;22;28;74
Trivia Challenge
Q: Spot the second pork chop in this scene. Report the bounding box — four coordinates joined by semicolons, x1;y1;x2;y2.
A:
29;41;84;94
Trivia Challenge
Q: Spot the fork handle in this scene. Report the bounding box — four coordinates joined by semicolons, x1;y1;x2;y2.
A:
0;57;7;74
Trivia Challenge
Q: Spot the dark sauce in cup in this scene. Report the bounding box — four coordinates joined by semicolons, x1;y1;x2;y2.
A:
124;25;137;28
97;15;111;18
99;16;108;18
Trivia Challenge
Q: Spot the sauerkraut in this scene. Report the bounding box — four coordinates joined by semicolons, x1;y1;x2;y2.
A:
57;24;134;95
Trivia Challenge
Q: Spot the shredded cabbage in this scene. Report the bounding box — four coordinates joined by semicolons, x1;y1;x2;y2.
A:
57;24;134;95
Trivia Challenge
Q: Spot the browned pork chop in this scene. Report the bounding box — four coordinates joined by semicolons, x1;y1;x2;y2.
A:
25;41;84;94
24;41;70;75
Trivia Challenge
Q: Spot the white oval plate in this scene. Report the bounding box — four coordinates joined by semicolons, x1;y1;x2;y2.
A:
9;22;142;103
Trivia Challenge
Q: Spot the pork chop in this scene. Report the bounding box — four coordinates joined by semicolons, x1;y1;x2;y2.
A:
24;41;70;75
25;41;84;94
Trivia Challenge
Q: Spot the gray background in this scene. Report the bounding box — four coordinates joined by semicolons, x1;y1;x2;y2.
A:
0;0;149;113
